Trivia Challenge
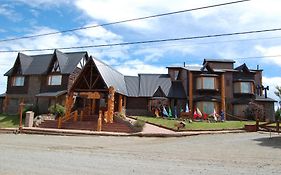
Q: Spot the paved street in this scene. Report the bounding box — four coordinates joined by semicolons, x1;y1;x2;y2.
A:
0;132;280;175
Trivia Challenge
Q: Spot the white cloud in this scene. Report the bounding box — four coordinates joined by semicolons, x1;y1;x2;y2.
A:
0;24;128;93
255;45;281;67
0;4;21;22
262;76;281;102
13;0;71;8
115;59;167;76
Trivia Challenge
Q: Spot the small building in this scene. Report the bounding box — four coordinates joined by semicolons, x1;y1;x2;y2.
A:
0;50;276;121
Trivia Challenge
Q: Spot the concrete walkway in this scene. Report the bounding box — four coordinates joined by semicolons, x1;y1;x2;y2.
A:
126;117;175;134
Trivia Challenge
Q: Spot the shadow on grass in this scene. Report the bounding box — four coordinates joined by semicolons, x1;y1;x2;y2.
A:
0;114;21;128
253;136;281;149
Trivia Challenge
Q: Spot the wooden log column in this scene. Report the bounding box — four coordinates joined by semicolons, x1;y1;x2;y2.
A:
97;110;102;131
118;94;123;113
221;74;226;120
107;86;115;123
65;92;74;120
188;71;193;115
2;95;9;113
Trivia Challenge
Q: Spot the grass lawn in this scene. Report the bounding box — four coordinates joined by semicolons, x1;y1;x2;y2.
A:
0;113;21;128
131;116;256;131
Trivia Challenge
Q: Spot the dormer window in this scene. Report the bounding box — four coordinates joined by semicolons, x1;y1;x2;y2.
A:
12;76;25;86
47;75;62;85
234;81;253;94
196;77;217;90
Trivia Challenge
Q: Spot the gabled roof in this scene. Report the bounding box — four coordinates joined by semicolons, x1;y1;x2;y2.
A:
139;74;171;97
4;50;88;76
168;82;186;98
235;63;250;72
153;86;166;97
200;62;214;73
93;57;128;95
124;76;139;97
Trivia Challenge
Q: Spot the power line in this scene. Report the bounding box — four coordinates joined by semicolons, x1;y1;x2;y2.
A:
0;0;250;43
1;27;281;53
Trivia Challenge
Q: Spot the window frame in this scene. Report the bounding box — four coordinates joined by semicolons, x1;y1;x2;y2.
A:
233;81;253;94
47;75;62;86
196;76;217;90
12;76;25;87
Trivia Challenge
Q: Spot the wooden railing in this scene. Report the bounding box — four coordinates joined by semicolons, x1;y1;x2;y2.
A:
57;110;81;129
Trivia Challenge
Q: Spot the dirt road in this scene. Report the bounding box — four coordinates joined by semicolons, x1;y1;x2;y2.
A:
0;132;280;175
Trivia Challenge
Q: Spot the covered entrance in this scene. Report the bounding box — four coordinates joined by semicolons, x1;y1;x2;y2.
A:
55;57;129;132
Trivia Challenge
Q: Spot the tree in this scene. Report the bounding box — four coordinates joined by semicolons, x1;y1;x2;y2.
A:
244;102;264;120
274;86;281;105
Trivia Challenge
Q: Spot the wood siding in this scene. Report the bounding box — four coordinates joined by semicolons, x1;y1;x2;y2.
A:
6;76;29;94
40;74;69;93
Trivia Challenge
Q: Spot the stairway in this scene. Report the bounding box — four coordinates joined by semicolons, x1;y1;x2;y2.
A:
38;116;134;133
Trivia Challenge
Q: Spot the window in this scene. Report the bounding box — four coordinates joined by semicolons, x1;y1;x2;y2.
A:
196;101;216;114
12;76;25;86
233;104;247;117
48;75;62;85
234;82;253;94
196;77;216;90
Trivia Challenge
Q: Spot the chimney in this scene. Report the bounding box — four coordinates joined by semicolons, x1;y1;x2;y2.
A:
257;65;259;70
183;62;186;67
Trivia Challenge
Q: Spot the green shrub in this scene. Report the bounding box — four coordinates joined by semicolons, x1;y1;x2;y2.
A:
244;102;264;120
48;104;65;118
133;119;145;132
113;112;126;121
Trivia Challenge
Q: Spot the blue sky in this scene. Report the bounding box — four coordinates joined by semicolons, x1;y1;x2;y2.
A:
0;0;281;101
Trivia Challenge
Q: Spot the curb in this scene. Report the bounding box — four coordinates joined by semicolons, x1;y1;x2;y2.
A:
0;128;17;134
12;127;246;138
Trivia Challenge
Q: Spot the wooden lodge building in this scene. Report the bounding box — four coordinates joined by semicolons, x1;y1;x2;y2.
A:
0;50;276;122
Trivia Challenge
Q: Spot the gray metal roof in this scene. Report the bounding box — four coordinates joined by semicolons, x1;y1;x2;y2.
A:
4;50;88;76
255;95;277;102
93;57;128;95
35;90;67;98
139;74;171;97
124;76;139;97
168;82;186;98
181;66;225;73
0;93;6;98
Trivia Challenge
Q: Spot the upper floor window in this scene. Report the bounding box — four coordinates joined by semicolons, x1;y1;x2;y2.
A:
12;76;25;86
234;81;253;94
196;77;216;90
48;75;62;85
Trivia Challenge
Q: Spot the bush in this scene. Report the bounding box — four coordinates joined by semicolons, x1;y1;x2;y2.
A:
244;102;264;120
113;112;126;121
48;104;65;118
133;119;145;132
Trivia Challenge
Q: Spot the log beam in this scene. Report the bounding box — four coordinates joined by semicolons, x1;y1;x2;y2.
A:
188;71;193;115
221;74;226;120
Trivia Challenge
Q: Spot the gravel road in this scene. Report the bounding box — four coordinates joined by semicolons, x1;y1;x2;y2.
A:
0;132;280;175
